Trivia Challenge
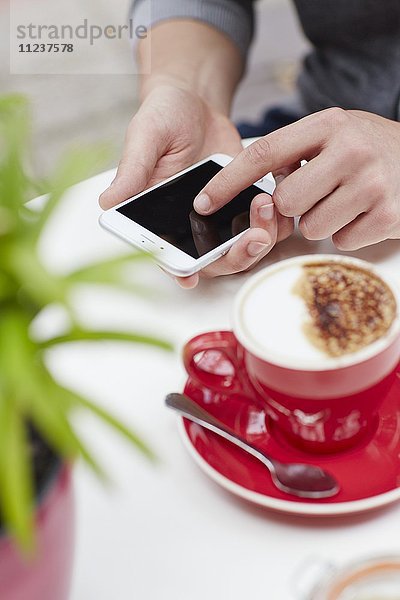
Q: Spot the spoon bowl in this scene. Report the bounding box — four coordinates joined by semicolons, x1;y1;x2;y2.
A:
166;393;340;499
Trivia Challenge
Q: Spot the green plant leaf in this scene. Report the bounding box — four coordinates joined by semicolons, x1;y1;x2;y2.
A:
64;252;155;297
0;396;35;552
0;309;105;546
0;95;33;212
30;380;105;480
0;93;172;553
65;252;155;295
39;327;173;352
0;308;36;409
66;252;150;279
0;270;13;302
57;386;156;461
5;243;67;309
33;145;110;240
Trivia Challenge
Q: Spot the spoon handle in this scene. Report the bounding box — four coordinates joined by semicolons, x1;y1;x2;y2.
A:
165;393;274;471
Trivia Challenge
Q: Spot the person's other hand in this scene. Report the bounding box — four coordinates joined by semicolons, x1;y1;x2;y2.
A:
194;108;400;253
99;85;293;288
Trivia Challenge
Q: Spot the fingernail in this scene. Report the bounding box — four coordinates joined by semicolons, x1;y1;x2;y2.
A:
258;203;275;221
194;193;211;213
247;239;271;257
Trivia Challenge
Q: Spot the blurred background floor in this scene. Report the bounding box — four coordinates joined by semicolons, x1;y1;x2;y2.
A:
2;0;308;177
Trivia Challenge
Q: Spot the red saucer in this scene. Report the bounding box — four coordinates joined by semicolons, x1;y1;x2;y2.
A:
179;352;400;516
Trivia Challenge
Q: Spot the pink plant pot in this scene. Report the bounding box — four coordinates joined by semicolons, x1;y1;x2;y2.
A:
0;464;74;600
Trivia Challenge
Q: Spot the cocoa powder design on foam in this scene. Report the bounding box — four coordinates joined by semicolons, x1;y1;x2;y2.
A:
294;263;397;358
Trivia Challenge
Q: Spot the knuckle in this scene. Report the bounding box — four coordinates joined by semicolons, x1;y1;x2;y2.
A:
245;137;274;167
320;106;348;128
299;214;325;240
374;204;398;231
332;226;361;252
251;193;269;210
227;254;247;274
332;231;355;251
216;167;232;191
129;158;152;184
346;139;370;164
364;173;386;199
209;169;233;204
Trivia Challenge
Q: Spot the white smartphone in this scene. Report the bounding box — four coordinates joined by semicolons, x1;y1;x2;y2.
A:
99;153;275;277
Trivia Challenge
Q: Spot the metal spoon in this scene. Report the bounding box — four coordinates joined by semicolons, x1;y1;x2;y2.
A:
166;393;340;499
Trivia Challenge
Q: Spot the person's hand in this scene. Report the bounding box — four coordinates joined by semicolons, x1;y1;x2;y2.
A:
99;85;242;210
194;108;400;251
99;85;293;287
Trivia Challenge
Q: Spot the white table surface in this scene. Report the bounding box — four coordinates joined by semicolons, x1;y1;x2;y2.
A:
37;154;400;600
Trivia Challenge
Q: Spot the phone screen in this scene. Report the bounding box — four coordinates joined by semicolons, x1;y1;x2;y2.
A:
117;160;271;259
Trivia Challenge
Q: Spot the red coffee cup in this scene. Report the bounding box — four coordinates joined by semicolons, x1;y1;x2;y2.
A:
184;255;400;453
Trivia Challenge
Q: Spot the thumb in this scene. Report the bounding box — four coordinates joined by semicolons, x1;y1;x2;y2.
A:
99;123;166;210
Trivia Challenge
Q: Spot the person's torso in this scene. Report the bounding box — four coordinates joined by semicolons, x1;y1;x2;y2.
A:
291;0;400;118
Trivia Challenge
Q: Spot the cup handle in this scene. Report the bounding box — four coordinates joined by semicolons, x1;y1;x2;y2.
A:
183;331;253;397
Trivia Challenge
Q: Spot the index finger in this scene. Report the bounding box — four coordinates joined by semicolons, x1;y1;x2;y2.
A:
193;111;329;215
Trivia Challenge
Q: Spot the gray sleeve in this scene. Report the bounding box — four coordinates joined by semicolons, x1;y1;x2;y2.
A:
131;0;255;57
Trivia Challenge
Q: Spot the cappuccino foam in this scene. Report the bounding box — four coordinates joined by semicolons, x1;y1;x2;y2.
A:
239;261;397;368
